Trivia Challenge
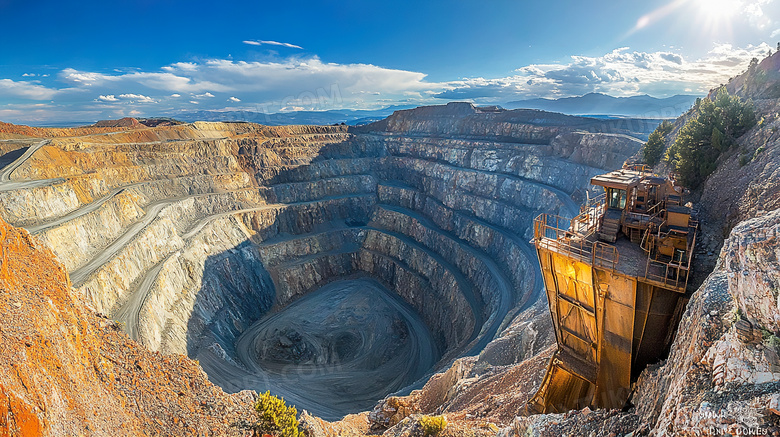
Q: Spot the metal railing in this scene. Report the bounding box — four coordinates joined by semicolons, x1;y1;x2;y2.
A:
646;200;664;217
580;193;606;215
533;213;619;272
623;211;654;229
641;221;698;292
644;259;687;289
593;242;619;271
623;163;653;175
575;193;606;236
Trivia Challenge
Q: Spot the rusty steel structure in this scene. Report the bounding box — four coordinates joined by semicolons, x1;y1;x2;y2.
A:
527;165;697;413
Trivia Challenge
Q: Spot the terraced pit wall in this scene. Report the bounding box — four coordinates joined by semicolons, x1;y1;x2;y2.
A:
0;105;645;419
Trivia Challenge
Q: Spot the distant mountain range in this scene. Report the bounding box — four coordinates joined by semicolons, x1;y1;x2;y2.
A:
504;93;698;118
117;93;698;127
173;106;416;126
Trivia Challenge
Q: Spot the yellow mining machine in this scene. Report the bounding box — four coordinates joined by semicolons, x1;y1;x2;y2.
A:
527;164;697;413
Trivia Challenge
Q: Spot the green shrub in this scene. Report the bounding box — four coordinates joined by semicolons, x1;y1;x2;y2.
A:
252;391;302;437
642;120;674;166
761;328;780;349
665;87;756;188
419;415;448;436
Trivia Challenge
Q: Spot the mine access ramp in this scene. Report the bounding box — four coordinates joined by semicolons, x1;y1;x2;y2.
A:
527;164;698;414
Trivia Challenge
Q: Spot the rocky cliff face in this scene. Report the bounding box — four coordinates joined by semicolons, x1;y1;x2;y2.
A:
630;209;780;436
0;214;255;436
0;106;644;433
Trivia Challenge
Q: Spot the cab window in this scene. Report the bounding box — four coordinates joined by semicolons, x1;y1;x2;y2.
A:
607;188;627;209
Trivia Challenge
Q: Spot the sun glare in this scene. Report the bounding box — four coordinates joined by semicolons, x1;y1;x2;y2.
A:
695;0;741;22
686;0;742;39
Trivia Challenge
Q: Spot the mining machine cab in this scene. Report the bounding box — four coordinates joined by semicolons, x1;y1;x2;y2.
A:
526;164;697;415
592;165;695;284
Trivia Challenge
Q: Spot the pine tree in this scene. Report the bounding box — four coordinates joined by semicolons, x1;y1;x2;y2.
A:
642;120;674;166
665;88;756;188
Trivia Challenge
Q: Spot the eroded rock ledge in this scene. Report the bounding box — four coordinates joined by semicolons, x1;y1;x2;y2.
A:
0;214;255;436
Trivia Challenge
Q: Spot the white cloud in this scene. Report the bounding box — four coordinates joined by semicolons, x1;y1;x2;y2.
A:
98;95;119;102
19;73;50;79
61;69;118;85
162;62;198;72
243;40;303;49
228;96;241;102
48;57;440;112
743;0;773;29
118;93;157;103
0;79;59;100
189;100;199;104
437;43;773;100
59;68;229;94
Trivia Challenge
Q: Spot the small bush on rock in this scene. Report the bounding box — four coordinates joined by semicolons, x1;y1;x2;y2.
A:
419;415;448;436
252;391;302;437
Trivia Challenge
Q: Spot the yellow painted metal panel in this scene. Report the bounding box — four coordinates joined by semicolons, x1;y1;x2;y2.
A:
529;359;593;414
538;249;561;344
549;252;598;363
667;211;689;228
543;364;592;413
535;245;641;411
551;253;594;308
594;270;636;409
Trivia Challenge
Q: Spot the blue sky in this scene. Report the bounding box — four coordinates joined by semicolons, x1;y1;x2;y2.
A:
1;0;779;123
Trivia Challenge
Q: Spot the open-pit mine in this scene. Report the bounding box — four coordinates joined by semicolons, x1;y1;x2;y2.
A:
0;103;648;422
3;49;780;437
